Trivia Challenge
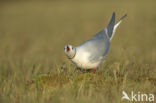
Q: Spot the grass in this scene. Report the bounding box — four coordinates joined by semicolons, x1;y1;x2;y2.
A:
0;0;156;103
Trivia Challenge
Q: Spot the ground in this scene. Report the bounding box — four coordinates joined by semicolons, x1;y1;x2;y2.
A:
0;0;155;103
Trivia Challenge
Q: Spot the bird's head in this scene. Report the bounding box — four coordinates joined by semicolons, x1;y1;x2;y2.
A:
64;44;76;59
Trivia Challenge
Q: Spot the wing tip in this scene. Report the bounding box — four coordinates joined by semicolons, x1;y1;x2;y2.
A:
112;12;116;19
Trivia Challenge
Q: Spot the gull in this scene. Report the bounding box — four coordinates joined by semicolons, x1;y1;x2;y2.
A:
64;12;127;70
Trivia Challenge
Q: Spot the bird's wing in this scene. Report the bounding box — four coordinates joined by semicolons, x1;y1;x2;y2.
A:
77;13;116;63
106;12;116;39
79;30;110;63
77;12;126;63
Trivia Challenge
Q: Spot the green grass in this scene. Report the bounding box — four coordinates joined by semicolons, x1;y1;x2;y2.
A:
0;1;156;103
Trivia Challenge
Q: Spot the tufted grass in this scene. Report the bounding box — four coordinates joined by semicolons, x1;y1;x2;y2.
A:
0;0;156;103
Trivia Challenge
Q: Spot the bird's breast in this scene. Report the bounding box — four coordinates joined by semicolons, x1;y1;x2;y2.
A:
71;48;100;69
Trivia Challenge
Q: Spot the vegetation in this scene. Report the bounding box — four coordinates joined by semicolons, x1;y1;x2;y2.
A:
0;1;155;103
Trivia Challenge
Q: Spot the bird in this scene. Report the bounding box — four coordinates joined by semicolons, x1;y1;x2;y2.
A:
64;12;127;70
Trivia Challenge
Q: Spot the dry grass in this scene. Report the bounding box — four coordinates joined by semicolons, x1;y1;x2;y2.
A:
0;0;156;103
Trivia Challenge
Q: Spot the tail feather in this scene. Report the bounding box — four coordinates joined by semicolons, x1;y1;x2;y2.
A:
110;14;127;41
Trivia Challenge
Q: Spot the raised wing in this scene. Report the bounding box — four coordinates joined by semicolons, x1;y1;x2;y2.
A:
106;12;116;39
79;30;110;63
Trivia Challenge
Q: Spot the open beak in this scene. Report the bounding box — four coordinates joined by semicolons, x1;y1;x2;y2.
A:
66;46;70;52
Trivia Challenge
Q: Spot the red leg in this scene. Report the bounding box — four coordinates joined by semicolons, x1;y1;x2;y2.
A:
90;68;96;73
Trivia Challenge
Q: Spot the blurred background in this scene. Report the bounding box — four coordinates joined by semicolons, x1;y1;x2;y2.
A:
0;0;156;103
0;0;155;70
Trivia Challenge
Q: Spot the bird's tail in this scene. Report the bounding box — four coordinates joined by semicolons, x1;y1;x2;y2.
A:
110;14;127;41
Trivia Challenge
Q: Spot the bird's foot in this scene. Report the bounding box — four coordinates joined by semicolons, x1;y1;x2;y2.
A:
90;68;96;73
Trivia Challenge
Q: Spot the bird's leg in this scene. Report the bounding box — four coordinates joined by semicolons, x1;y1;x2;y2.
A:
90;68;96;73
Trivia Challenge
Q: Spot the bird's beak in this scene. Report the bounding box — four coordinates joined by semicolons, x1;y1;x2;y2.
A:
66;46;70;52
